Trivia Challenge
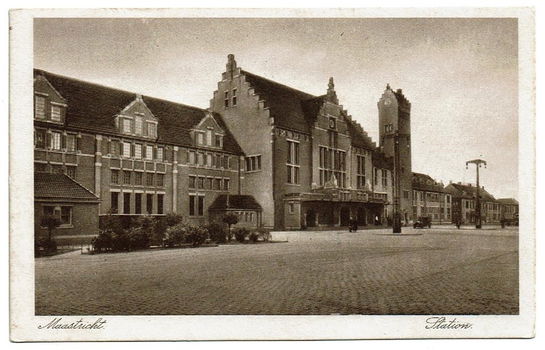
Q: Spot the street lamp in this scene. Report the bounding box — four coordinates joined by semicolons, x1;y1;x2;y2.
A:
466;159;487;229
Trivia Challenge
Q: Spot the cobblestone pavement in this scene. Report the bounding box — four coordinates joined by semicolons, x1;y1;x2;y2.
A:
35;227;519;315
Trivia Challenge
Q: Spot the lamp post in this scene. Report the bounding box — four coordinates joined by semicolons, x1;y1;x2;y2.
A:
466;159;487;229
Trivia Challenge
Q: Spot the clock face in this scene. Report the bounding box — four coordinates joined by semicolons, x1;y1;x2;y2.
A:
384;98;392;106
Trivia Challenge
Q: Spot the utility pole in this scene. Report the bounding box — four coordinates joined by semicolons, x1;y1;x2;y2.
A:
466;159;487;229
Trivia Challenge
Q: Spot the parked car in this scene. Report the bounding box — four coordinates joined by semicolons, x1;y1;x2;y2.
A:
413;216;432;229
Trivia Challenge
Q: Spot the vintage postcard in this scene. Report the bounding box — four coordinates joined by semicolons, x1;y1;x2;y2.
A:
9;7;535;341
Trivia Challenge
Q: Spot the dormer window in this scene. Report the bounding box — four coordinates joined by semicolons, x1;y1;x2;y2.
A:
215;134;223;148
206;129;213;146
122;119;132;133
135;116;143;135
51;105;61;122
148;123;157;138
196;132;204;145
35;96;46;119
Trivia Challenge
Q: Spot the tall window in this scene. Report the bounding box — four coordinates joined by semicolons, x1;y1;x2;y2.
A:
381;169;388;187
35;96;46;119
134;116;143;135
189;195;204;216
374;168;378;186
35;129;46;149
157;194;164;214
110;192;119;214
189;175;196;189
50;131;61;150
232;88;237;106
215;134;223;148
206;154;213;166
189;151;196;164
146;194;153;214
65;134;76;152
318;145;346;187
148;123;157;138
123;142;131;158
123;193;131;214
51;105;61;122
110;140;119;156
223;178;230;191
135;193;142;214
156;174;164;187
196;132;204;145
287;140;300;184
224;91;229;108
206;129;213;146
356;155;366;189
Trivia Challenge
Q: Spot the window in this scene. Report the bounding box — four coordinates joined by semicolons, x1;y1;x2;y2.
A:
189;151;196;164
196;132;204;145
287;141;300;184
35;96;46;119
123;142;131;158
51;105;61;122
156;174;164;187
198;153;204;166
65;134;76;152
157;194;164;214
189;195;204;216
206;130;213;146
206;154;213;166
123;193;131;214
356;155;366;189
134;172;143;186
134;144;142;159
135;116;143;135
403;190;410;199
385;124;394;134
157;147;164;161
246;155;262;172
110;140;120;156
288;202;295;214
110;192;119;214
50;131;61;150
213;178;221;190
135;193;142;214
374;168;378;186
189;176;196;189
145;145;154;160
35;129;46;149
123;171;131;185
197;177;204;189
148;123;157;138
123;118;132;133
111;169;119;184
66;166;76;179
42;205;72;226
146;194;153;214
146;173;154;186
223;178;230;191
215;134;223;148
329;117;336;129
232;88;237;106
382;169;388;187
222;155;229;169
205;177;213;190
224;91;229;107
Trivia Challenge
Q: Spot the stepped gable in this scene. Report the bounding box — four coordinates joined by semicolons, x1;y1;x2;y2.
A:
34;69;243;154
412;172;444;193
345;118;377;150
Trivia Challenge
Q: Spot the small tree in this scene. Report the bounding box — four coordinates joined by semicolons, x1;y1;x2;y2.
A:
40;215;61;252
222;213;239;242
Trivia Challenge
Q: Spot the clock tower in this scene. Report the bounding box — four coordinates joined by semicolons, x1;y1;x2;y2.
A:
378;84;413;224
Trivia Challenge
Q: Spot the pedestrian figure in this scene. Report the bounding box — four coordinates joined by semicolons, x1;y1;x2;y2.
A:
456;218;461;229
348;216;358;232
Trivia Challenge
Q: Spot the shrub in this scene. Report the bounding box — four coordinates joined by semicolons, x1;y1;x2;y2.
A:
92;229;114;252
35;237;57;256
233;227;249;243
127;227;151;250
207;223;227;243
256;227;272;242
112;231;130;252
249;232;259;243
99;212;124;234
164;213;184;227
164;223;189;247
186;225;209;247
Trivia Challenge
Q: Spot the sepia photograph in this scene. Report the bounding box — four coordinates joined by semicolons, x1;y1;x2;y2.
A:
9;7;535;341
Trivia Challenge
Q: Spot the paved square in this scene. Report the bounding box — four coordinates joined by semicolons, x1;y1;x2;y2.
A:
35;227;518;315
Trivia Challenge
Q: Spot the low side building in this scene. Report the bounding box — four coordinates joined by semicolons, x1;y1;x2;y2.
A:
208;194;263;229
497;198;519;224
34;173;100;245
445;182;500;224
412;172;451;223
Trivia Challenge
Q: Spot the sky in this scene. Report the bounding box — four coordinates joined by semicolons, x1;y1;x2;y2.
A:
34;17;519;199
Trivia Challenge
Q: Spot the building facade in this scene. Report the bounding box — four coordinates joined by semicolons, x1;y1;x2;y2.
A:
445;182;501;224
412;173;452;224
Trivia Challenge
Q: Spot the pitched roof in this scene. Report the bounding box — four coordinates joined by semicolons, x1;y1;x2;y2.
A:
208;195;262;211
445;183;496;201
496;198;519;205
241;70;316;134
34;69;243;155
35;173;100;201
412;172;444;193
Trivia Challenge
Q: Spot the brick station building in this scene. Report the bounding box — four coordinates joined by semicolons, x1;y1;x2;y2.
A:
33;54;517;233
